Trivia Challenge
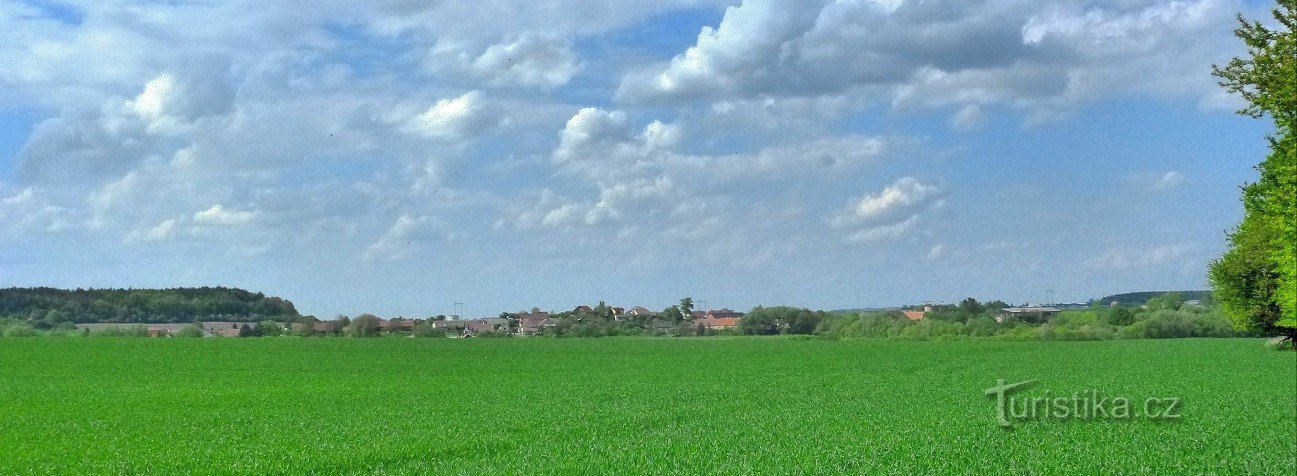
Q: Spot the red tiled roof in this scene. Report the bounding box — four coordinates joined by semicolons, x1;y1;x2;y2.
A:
902;310;926;320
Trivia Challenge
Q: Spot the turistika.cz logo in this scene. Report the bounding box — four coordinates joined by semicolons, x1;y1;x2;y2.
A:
984;379;1182;428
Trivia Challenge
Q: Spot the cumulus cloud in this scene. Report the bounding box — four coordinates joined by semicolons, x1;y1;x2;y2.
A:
401;90;499;140
620;0;1248;122
193;204;259;226
503;107;905;233
429;34;580;88
832;177;944;243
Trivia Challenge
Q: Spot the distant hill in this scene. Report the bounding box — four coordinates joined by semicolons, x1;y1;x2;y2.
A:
0;287;299;324
1096;290;1212;306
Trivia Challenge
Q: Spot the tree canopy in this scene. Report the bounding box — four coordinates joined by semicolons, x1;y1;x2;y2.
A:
0;287;299;325
1210;1;1297;339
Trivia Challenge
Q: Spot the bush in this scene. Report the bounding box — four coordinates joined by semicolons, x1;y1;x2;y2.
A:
412;323;448;338
176;324;204;338
3;324;40;337
1265;336;1294;351
92;325;149;337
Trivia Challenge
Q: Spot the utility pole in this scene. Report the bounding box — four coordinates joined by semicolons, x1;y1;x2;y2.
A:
453;302;463;320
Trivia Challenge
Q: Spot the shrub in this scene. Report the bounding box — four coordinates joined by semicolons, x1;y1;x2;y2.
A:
412;323;448;338
3;324;39;337
176;324;204;338
92;325;149;337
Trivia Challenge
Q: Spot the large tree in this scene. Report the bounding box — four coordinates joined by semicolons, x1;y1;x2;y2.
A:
1210;1;1297;342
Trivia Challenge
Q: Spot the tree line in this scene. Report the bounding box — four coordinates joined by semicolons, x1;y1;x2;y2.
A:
0;287;299;328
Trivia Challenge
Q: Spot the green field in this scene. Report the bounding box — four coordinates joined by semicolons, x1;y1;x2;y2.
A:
1;338;1293;474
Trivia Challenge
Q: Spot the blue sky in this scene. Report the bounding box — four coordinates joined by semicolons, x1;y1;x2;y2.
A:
0;0;1276;317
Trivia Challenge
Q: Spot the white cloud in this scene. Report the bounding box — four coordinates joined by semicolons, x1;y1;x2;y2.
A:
193;204;259;226
1086;244;1193;270
1149;171;1185;191
363;214;453;262
401;90;497;140
620;0;1248;122
126;219;178;243
429;33;580;88
832;177;944;243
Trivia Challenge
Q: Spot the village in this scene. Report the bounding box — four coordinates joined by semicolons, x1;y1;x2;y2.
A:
72;304;751;338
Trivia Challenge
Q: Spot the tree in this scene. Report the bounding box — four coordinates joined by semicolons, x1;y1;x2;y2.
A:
958;297;983;315
1105;305;1136;327
350;314;382;337
1210;1;1297;342
255;320;283;337
296;316;319;337
679;297;694;316
1145;292;1185;312
659;305;684;322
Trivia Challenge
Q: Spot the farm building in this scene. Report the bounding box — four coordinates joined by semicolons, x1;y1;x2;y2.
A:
996;307;1062;323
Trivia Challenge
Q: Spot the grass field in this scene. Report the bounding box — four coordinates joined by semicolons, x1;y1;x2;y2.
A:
0;337;1293;474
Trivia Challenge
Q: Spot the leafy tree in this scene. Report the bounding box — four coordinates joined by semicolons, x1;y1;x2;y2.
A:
255;320;283;337
1210;1;1297;342
1145;292;1185;312
739;306;820;335
176;324;204;338
659;305;684;322
296;316;319;337
237;323;253;337
958;297;983;315
350;314;381;337
1105;305;1136;327
679;297;694;316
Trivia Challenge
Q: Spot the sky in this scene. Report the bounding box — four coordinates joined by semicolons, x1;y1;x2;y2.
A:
0;0;1279;318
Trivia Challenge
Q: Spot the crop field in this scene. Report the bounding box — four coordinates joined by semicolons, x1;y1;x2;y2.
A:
0;337;1293;474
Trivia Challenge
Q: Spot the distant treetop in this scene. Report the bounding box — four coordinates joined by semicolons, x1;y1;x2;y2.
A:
0;286;299;324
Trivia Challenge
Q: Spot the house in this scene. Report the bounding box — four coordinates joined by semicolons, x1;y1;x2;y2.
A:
902;310;926;320
611;307;625;318
704;309;743;320
378;319;416;333
628;306;656;318
690;310;707;320
290;321;340;334
458;319;499;336
199;322;244;337
574;305;594;313
432;319;468;334
698;317;741;330
519;317;552;335
518;312;552;335
996;307;1062;323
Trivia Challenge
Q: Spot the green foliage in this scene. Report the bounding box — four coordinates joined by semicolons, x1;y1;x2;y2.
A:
91;325;149;338
412;323;447;338
738;306;821;335
176;324;204;338
1145;292;1185;312
1211;1;1297;336
255;321;283;337
0;287;299;324
0;339;1291;473
1097;290;1213;306
350;314;382;338
1105;305;1136;326
815;305;1239;342
2;323;39;337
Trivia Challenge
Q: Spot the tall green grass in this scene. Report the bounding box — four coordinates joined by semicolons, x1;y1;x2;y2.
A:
0;338;1292;474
